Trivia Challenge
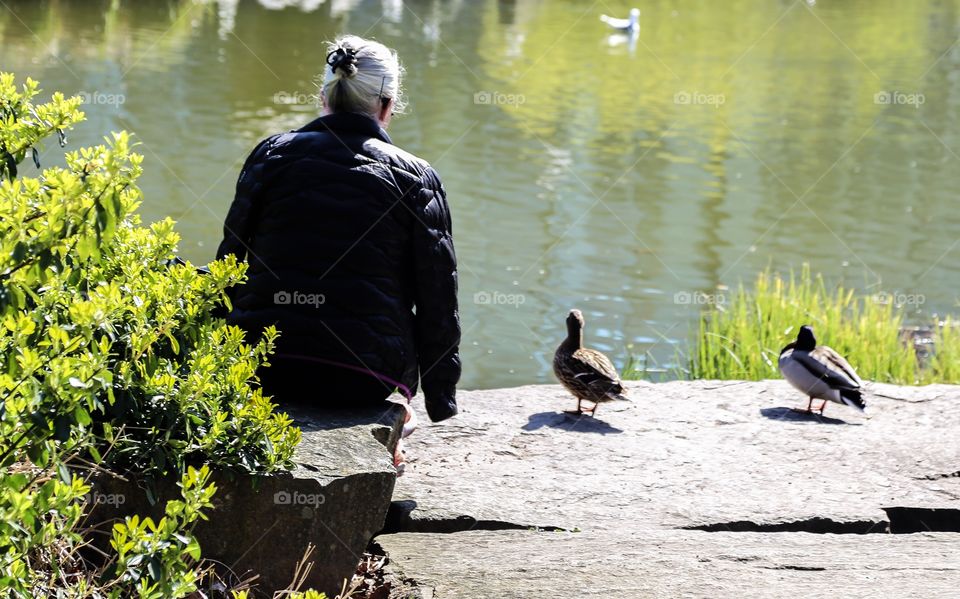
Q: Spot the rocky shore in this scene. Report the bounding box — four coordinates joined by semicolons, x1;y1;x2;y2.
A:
375;380;960;598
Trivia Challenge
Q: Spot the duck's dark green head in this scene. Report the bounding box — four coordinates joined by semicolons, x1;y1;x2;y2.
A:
796;325;817;351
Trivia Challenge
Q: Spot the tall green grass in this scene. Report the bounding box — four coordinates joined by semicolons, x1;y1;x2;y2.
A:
628;265;958;384
926;316;960;383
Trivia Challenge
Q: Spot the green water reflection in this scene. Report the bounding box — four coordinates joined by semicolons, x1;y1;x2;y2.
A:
2;0;958;388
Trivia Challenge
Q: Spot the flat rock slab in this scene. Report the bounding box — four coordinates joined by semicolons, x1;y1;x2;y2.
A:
286;403;406;482
379;529;960;598
378;380;960;596
391;381;959;531
88;403;405;596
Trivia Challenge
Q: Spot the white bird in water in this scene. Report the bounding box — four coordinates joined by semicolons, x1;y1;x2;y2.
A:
778;325;866;415
600;8;640;33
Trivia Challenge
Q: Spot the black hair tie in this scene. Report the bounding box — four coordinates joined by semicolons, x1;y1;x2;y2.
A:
326;47;359;77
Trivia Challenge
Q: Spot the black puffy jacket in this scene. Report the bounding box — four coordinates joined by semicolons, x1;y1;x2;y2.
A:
216;112;461;420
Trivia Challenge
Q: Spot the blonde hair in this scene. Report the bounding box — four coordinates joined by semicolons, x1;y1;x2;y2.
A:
321;35;406;118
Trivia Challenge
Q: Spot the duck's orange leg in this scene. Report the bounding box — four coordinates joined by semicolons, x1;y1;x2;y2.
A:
564;398;584;416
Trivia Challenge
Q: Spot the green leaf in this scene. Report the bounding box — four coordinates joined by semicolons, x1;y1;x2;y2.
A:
2;473;27;491
185;538;201;561
146;557;162;581
11;241;27;263
165;333;180;355
26;443;49;468
2;149;16;180
57;462;71;484
73;406;92;426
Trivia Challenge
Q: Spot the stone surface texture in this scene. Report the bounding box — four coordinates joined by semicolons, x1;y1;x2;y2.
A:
375;380;960;598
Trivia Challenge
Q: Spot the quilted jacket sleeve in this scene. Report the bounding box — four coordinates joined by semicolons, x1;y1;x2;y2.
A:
411;166;462;421
215;137;273;262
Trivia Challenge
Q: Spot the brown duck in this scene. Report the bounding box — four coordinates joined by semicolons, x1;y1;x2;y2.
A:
553;309;629;416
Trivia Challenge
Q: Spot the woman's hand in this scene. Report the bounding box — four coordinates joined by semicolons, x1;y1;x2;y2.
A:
425;391;458;422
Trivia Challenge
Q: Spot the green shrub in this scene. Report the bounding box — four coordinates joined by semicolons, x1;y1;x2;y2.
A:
232;591;328;599
107;465;216;598
0;73;300;597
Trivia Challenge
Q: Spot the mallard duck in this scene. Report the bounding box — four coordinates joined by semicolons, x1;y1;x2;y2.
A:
600;8;641;33
553;309;628;416
778;325;865;414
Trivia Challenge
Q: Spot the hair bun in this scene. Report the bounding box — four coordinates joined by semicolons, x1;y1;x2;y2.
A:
321;36;405;116
326;46;359;78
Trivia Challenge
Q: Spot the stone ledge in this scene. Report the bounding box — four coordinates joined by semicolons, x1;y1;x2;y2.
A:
378;529;960;598
389;381;960;532
86;403;405;595
376;381;960;597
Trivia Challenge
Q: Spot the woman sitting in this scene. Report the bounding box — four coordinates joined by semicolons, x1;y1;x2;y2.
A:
216;35;461;423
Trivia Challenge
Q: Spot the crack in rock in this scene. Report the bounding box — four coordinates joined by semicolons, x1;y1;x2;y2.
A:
686;508;960;535
918;471;960;480
392;517;567;534
871;392;942;403
684;517;888;534
382;500;567;534
365;540;431;599
883;507;960;534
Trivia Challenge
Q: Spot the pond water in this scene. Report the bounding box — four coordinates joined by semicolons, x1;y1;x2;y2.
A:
2;0;959;389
